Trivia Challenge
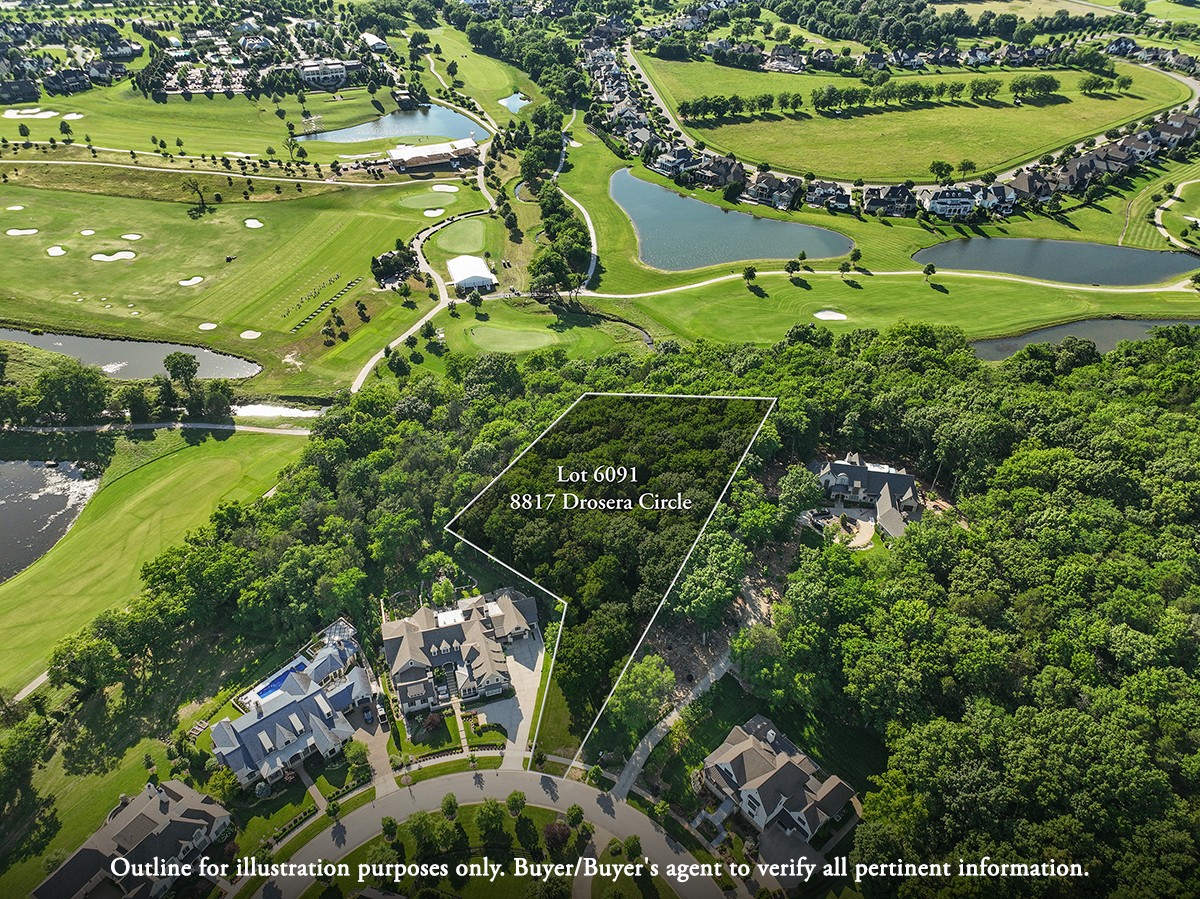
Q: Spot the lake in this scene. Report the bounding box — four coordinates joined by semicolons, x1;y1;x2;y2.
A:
914;238;1199;286
609;169;853;270
297;104;489;143
972;318;1200;360
0;461;97;582
0;328;261;379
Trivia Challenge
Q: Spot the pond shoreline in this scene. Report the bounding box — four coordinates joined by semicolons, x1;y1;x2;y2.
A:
971;315;1200;359
0;324;262;380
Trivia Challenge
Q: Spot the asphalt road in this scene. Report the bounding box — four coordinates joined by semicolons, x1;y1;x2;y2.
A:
254;769;723;899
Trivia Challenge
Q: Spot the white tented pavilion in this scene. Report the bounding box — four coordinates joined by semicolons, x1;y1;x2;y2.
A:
446;254;496;291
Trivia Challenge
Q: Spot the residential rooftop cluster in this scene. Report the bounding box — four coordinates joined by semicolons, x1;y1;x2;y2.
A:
584;22;1200;220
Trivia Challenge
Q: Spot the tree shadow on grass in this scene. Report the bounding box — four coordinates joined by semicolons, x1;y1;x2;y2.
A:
747;283;768;298
930;282;950;293
790;277;812;289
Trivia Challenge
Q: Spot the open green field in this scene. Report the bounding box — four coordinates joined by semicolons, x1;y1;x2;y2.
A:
0;84;469;163
930;0;1117;17
0;179;485;395
417;24;542;116
0;428;305;692
415;297;649;375
1086;0;1200;22
634;53;1191;180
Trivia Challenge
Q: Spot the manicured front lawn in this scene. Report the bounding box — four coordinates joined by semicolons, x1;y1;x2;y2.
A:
230;778;315;851
0;429;305;692
634;53;1190;180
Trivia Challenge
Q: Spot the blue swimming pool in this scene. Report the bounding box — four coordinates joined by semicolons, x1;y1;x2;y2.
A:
258;660;307;697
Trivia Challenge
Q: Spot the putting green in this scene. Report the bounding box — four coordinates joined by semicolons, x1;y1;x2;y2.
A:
434;217;486;254
467;322;558;352
398;191;459;210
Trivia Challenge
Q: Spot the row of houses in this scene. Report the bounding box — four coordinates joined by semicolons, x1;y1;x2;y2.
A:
637;0;735;42
701;38;1056;74
1107;36;1196;71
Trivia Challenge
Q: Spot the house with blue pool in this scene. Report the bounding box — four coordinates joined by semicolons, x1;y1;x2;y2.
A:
210;619;373;787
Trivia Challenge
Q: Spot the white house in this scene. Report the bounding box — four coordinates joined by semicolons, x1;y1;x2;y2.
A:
446;254;496;291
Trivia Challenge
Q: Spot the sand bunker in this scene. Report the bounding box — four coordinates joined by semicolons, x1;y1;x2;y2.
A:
198;322;218;331
6;205;24;211
179;276;204;287
46;246;65;256
431;184;460;193
62;113;84;121
6;228;37;235
91;251;136;262
569;140;582;148
233;403;320;418
130;311;140;316
3;108;57;119
80;229;95;235
121;233;142;240
423;208;446;217
227;152;258;158
240;330;261;339
244;219;264;229
813;310;848;321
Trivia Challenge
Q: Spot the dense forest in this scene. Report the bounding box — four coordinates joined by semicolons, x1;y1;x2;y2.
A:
451;393;770;719
30;322;1200;896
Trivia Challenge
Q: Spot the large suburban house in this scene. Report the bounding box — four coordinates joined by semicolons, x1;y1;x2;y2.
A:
383;589;538;716
34;781;231;899
816;452;922;537
703;716;860;848
210;620;370;786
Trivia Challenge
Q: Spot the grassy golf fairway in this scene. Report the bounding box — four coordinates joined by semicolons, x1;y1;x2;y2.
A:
415;298;648;374
593;270;1200;347
416;25;541;114
635;54;1190;180
0;428;305;693
0;85;472;163
0;180;486;395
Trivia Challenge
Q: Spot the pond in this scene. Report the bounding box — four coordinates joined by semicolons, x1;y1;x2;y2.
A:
609;169;853;270
0;461;97;582
913;238;1199;286
297;103;489;144
0;328;261;379
498;92;530;113
972;318;1200;360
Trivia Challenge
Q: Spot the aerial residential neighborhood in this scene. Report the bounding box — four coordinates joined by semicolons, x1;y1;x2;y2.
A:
2;0;1199;895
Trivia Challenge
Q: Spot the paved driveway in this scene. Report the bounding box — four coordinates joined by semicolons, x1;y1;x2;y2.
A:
477;630;543;768
348;704;398;798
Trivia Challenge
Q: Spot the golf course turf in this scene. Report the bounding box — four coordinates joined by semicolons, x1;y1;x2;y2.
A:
0;428;306;693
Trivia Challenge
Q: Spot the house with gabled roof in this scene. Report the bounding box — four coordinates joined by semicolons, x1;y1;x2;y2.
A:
703;716;860;845
816;452;921;537
382;589;538;716
35;781;231;899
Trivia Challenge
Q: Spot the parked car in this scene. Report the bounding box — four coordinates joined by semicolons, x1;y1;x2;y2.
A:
376;703;388;724
363;706;374;723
